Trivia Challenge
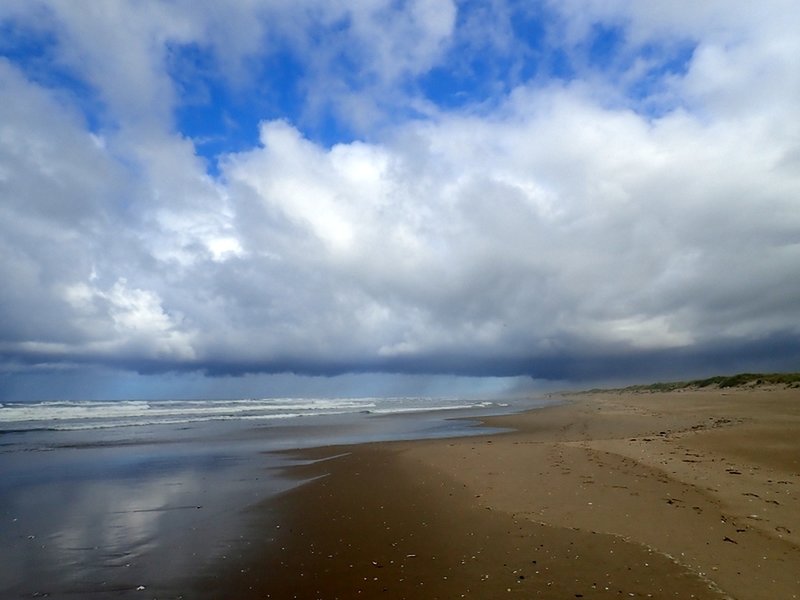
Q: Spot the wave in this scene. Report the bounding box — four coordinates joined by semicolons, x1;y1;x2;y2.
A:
0;397;507;432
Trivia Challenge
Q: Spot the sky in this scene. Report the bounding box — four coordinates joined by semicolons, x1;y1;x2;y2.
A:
1;1;799;401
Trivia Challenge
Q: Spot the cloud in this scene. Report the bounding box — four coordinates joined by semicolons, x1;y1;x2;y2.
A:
0;0;459;137
1;1;799;395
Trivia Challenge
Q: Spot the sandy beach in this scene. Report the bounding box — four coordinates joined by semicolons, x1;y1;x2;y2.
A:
202;386;800;599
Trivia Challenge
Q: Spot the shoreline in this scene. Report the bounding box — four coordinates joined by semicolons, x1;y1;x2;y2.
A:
198;386;800;599
0;398;548;599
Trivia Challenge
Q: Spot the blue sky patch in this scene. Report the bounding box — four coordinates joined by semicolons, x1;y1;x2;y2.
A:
0;20;106;132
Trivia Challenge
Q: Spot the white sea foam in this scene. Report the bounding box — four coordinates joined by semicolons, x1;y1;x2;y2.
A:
0;397;510;432
365;403;478;415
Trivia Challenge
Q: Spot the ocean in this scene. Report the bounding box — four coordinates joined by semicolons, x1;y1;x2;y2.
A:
0;395;551;598
0;396;530;433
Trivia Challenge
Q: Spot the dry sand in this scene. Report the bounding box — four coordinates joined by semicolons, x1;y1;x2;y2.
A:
201;387;800;599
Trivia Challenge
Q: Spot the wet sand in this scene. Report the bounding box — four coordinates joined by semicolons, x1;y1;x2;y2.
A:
202;386;800;599
1;403;537;599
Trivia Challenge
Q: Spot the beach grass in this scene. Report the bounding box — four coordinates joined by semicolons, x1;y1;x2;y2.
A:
585;370;800;393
